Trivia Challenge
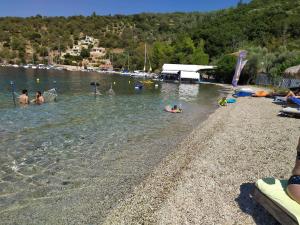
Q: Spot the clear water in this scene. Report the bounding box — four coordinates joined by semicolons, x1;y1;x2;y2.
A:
0;67;223;224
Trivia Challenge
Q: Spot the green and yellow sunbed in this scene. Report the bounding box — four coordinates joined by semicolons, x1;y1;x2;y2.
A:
253;178;300;225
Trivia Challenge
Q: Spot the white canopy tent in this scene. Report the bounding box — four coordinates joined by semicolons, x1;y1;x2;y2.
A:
161;64;215;80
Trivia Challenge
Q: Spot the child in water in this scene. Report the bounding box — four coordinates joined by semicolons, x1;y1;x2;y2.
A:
218;97;227;106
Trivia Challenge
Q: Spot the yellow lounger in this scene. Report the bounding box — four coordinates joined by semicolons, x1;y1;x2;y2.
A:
253;178;300;225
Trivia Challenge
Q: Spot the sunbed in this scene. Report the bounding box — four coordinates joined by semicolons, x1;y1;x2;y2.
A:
253;178;300;225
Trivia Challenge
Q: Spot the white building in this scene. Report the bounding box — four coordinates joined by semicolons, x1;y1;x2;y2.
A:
161;64;215;83
79;36;96;46
90;47;106;58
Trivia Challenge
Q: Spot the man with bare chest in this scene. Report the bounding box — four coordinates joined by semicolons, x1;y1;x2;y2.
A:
19;89;29;104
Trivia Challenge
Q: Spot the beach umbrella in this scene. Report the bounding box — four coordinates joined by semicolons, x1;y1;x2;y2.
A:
284;65;300;79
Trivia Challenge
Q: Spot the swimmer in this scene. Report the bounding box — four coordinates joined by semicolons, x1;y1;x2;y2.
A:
32;91;45;104
19;89;29;104
172;105;178;110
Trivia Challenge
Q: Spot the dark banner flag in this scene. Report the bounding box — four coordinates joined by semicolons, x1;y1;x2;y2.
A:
232;50;247;87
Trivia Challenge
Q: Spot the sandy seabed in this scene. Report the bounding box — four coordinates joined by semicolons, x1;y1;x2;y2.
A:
103;86;300;225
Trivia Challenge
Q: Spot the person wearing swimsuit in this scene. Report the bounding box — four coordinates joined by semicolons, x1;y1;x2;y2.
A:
287;137;300;204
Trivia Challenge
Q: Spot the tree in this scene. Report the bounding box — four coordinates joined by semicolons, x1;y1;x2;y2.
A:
80;48;90;58
215;55;237;83
191;39;209;64
152;41;174;71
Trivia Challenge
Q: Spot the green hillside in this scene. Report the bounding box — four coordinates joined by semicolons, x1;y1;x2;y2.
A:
0;0;300;81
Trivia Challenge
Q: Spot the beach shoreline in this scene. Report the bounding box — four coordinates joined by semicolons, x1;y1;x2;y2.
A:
103;86;300;225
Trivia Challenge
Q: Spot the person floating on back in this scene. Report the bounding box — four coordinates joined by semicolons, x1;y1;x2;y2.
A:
287;137;300;204
32;91;45;105
19;89;29;104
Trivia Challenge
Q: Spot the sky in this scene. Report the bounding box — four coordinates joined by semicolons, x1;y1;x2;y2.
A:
0;0;246;17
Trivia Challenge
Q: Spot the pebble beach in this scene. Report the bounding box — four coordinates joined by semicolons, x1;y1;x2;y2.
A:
103;86;300;225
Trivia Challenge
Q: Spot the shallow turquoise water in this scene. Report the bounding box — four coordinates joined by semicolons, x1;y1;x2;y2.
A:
0;67;223;223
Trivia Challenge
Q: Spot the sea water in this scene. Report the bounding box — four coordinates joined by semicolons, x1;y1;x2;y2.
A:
0;67;223;224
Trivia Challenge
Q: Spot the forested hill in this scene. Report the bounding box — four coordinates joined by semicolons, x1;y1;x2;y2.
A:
0;0;300;77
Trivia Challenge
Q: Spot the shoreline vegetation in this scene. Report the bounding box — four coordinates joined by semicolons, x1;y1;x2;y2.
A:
102;86;299;225
1;0;300;85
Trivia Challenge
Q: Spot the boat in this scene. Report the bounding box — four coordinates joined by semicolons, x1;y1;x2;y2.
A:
121;54;132;76
131;44;157;78
141;80;154;85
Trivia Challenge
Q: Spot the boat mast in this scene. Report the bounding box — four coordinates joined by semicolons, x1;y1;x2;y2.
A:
143;43;146;72
128;53;130;71
147;46;152;72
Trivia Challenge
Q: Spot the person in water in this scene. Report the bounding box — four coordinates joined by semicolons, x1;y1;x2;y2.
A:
287;137;300;204
218;97;227;106
32;91;45;104
172;105;178;110
19;89;29;104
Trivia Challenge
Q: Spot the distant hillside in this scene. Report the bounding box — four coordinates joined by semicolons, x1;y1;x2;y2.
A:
0;0;299;73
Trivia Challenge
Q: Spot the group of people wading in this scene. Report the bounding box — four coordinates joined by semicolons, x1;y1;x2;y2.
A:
19;89;44;105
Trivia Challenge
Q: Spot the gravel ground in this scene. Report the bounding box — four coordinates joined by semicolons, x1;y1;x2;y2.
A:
103;87;300;225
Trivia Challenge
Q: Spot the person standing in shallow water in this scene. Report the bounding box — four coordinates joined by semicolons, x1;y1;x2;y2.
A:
287;137;300;204
19;89;29;104
32;91;44;104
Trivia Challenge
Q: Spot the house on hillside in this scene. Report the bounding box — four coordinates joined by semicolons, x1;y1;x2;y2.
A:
99;59;113;71
90;47;106;58
79;36;95;45
160;64;215;83
65;45;81;57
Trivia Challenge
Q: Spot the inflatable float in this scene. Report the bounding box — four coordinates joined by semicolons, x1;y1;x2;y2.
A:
235;88;255;94
164;105;182;113
227;98;237;104
253;90;269;97
141;80;154;85
290;97;300;106
233;91;253;97
280;107;300;116
273;96;287;103
233;88;255;97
